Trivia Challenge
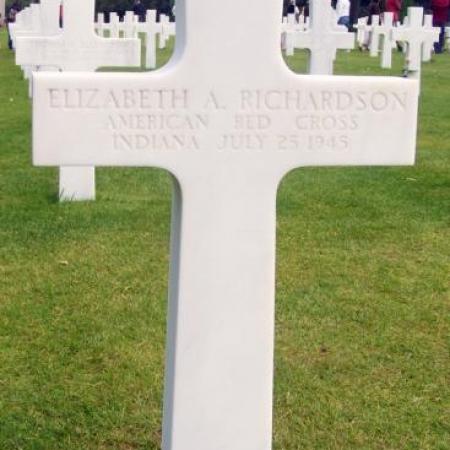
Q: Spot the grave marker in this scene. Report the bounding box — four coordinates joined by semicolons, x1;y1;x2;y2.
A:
96;12;106;38
159;14;175;49
392;8;438;81
110;13;120;38
17;0;140;202
422;15;439;62
124;11;138;39
356;16;369;48
11;3;40;49
135;10;162;69
371;12;395;68
369;15;381;57
32;0;419;448
293;0;354;74
283;14;297;56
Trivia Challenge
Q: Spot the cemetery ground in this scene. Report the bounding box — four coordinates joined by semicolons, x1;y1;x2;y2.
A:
0;28;449;450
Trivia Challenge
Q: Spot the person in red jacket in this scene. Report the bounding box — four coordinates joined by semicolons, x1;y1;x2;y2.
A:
385;0;402;22
432;0;449;53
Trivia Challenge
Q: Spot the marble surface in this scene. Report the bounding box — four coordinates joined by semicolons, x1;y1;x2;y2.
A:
32;1;419;449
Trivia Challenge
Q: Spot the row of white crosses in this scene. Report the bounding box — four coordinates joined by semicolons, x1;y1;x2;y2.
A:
95;10;175;69
8;3;38;49
9;3;41;86
360;9;440;79
372;13;399;68
32;0;420;448
134;10;162;69
281;13;309;56
392;8;440;82
11;1;61;96
282;1;355;75
16;0;140;202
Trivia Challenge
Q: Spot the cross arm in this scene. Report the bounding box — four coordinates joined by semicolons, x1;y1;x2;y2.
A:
32;70;419;179
16;36;141;72
16;35;64;68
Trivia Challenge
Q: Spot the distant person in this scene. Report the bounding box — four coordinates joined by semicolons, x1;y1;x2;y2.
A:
336;0;351;29
6;3;20;50
349;0;361;31
385;0;402;22
367;0;382;21
414;0;433;11
133;0;146;22
287;0;299;15
432;0;449;53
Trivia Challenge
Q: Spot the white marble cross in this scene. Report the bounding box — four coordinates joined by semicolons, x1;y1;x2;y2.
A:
422;15;439;62
123;11;138;39
96;12;106;37
11;5;38;86
293;0;354;74
372;12;395;68
392;8;438;75
32;0;419;448
11;3;40;49
18;0;61;66
283;14;297;56
9;8;32;80
29;0;62;96
369;15;381;57
110;13;120;38
16;0;140;202
39;0;61;37
356;16;369;48
135;10;163;69
158;14;175;50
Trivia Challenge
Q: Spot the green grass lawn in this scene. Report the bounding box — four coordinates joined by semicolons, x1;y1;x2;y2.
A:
1;29;449;450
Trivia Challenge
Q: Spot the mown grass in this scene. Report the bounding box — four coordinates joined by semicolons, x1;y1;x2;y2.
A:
1;29;449;450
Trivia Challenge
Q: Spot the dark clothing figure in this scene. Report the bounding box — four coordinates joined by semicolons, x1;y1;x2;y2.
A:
133;0;146;22
368;0;382;16
349;0;360;31
284;0;307;16
432;0;449;53
415;0;433;11
6;4;20;50
287;5;296;13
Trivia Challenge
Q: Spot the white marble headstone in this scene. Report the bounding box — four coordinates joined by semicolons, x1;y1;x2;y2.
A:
422;15;439;62
158;14;175;50
293;0;354;74
123;11;138;39
96;12;106;37
372;12;395;69
110;12;120;38
356;16;369;48
369;15;381;57
16;0;140;202
135;10;162;69
32;0;419;448
392;8;438;76
283;14;297;57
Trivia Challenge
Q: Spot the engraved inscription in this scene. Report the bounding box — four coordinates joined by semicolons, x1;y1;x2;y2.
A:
46;87;408;153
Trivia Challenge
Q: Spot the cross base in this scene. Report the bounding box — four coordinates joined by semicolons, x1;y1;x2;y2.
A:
59;167;96;202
